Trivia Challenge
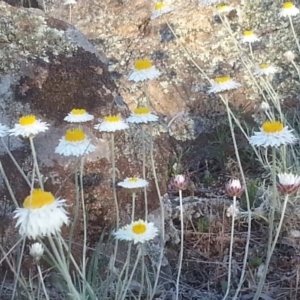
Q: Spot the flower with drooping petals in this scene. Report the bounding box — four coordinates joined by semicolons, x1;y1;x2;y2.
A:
151;2;173;19
208;76;241;93
94;115;129;132
279;2;299;17
55;128;96;156
127;107;158;124
30;242;44;261
277;173;300;194
241;30;260;43
249;121;297;147
10;115;49;138
225;179;245;197
128;59;161;82
14;189;69;239
114;219;158;244
253;64;277;76
118;177;149;189
0;124;9;138
64;109;94;123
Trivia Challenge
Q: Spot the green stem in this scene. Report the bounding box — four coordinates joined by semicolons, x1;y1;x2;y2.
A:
0;160;18;207
175;189;184;300
222;196;236;300
37;264;50;300
1;138;31;187
80;157;87;298
289;15;300;54
142;125;148;220
29;136;43;190
131;192;136;221
253;147;277;300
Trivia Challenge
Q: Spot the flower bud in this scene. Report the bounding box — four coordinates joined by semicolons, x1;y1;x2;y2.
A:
170;174;189;191
277;173;300;195
225;179;245;197
29;242;44;261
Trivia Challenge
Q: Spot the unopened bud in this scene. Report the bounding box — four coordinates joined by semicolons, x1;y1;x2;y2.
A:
225;179;245;197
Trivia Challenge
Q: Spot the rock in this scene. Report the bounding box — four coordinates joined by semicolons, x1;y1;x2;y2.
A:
0;1;170;247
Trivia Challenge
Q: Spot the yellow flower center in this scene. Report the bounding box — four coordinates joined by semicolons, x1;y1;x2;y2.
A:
71;109;86;115
260;64;269;69
134;59;153;71
132;222;147;235
104;115;121;123
129;177;139;182
215;76;230;84
65;128;86;142
283;2;294;9
243;30;254;36
262;121;284;133
19;115;36;126
217;5;227;11
154;2;165;10
134;107;150;115
23;189;55;209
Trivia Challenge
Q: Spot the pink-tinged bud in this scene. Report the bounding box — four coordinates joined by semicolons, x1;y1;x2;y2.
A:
277;173;300;195
225;179;245;197
170;174;189;191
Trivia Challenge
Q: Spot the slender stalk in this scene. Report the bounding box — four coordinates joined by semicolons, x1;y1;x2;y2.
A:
80;157;87;298
289;15;300;54
253;147;277;300
67;163;80;268
142;126;148;220
222;196;236;300
131;191;136;221
120;247;142;300
0;160;18;207
115;243;132;300
149;124;165;298
249;42;254;60
12;238;26;299
138;245;145;300
29;136;43;190
37;264;50;300
175;189;184;300
1;138;31;187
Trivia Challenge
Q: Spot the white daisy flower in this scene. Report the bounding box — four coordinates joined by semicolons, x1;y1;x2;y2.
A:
55;128;96;157
277;173;300;194
151;2;173;20
0;124;9;138
198;0;219;7
249;121;297;147
127;107;158;124
114;219;158;244
10;115;49;138
14;189;69;239
253;64;277;76
63;0;76;5
118;177;149;189
208;76;241;93
94;115;129;132
226;204;240;218
215;5;234;14
241;30;260;44
29;242;44;261
279;2;299;17
64;109;94;123
128;59;161;82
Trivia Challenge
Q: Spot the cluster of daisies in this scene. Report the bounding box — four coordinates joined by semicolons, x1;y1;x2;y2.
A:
3;104;161;247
